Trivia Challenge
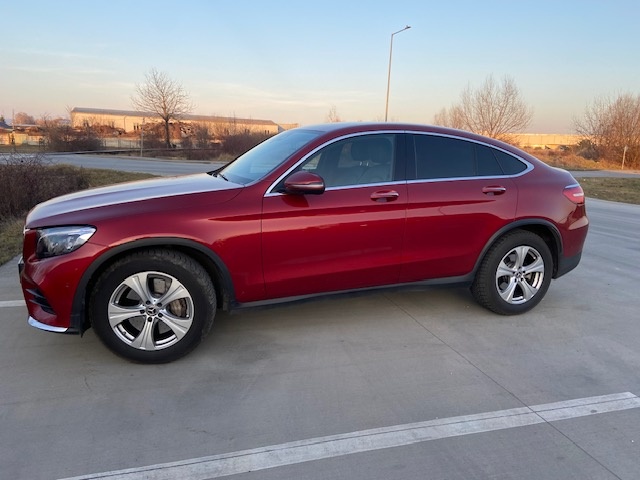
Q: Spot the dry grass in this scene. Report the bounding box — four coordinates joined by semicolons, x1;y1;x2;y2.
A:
0;217;25;267
575;177;640;204
83;168;156;187
524;148;624;171
527;148;640;204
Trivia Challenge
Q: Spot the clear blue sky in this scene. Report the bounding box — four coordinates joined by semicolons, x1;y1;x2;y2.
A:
1;0;638;133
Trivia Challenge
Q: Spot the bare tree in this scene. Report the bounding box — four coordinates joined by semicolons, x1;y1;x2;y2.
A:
326;105;342;123
212;114;239;138
194;124;212;149
575;93;640;168
434;75;533;143
433;106;464;130
132;68;194;148
14;112;36;125
39;114;100;152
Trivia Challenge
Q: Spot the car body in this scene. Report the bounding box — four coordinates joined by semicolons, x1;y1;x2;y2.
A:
19;123;589;362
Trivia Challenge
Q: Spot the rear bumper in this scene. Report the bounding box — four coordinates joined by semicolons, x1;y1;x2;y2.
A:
555;250;583;278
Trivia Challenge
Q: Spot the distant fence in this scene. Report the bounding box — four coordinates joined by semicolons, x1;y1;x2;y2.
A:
101;138;141;149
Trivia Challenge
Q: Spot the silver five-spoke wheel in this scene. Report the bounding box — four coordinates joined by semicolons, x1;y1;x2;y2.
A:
108;271;194;351
472;230;553;315
495;246;545;305
91;250;216;363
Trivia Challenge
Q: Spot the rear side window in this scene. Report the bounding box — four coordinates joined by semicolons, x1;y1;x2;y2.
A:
494;149;527;174
414;135;475;179
412;134;527;179
476;144;505;176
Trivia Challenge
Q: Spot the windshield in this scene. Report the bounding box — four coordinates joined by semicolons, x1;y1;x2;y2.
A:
217;129;321;184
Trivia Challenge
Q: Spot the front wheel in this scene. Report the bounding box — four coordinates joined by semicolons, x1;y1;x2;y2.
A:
90;249;216;363
471;231;553;315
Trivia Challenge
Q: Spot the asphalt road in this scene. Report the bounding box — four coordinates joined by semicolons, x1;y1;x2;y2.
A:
1;156;639;479
46;152;226;175
33;151;640;177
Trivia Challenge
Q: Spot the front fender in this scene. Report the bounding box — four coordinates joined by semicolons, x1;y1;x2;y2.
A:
70;238;235;333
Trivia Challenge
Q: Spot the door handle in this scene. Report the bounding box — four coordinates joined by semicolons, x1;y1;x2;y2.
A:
370;190;399;202
482;186;507;195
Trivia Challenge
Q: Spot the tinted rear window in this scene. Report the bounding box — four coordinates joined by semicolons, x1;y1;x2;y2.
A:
494;149;527;174
414;135;475;179
476;144;504;176
413;134;528;179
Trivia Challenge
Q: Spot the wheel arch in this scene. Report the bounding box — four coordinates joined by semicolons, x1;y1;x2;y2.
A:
474;220;563;279
71;238;235;333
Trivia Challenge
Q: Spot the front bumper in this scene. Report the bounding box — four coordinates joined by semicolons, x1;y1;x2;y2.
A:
28;316;78;334
19;257;78;334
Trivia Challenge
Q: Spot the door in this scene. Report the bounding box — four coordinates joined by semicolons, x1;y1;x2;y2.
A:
261;133;408;299
400;134;520;282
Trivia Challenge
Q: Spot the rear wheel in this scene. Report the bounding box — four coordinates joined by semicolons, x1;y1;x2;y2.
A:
471;231;553;315
90;249;216;363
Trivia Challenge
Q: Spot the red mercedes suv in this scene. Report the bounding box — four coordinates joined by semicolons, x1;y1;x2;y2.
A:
19;123;588;363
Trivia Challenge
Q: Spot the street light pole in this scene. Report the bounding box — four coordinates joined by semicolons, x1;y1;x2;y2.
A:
385;25;411;122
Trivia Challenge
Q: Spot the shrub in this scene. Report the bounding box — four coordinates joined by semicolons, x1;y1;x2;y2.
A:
0;153;90;222
221;132;273;156
576;139;600;161
44;124;102;152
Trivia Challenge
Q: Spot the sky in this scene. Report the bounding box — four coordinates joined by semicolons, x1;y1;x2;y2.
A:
1;0;638;133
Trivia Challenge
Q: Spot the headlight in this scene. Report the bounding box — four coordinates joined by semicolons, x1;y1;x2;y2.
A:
36;226;96;259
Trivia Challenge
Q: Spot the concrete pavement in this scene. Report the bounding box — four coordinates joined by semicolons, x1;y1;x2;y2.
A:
1;198;640;479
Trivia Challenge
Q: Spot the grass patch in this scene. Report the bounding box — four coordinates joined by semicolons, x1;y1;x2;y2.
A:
0;217;26;267
0;145;44;154
83;168;156;187
576;177;640;205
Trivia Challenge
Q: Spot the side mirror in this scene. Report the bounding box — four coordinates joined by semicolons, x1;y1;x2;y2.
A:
284;171;325;195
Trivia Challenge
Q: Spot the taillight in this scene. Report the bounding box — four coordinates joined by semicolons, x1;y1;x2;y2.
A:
563;184;585;204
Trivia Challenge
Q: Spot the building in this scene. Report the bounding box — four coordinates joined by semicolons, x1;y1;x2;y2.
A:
0;118;13;145
69;107;294;137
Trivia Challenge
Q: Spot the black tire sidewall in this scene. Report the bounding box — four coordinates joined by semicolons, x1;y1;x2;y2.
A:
473;231;553;315
90;250;216;363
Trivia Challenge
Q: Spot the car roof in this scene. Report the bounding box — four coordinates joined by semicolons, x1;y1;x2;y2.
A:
296;122;528;158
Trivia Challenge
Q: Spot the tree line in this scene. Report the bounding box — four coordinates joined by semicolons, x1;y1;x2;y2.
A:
433;75;639;168
6;68;639;168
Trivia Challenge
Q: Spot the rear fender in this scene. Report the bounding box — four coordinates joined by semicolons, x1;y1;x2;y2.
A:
473;221;563;278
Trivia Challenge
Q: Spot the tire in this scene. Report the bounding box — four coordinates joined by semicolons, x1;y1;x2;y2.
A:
471;230;553;315
90;249;216;363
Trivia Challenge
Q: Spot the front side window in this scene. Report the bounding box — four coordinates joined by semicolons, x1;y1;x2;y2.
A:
292;134;397;188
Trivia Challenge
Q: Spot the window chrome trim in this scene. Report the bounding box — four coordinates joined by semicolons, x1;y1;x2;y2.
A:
265;129;534;196
265;130;401;197
406;174;516;185
324;180;405;192
404;129;534;179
